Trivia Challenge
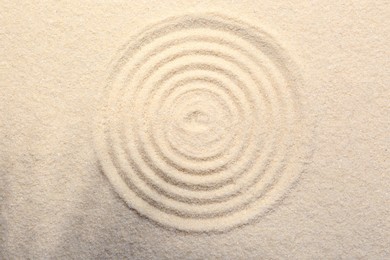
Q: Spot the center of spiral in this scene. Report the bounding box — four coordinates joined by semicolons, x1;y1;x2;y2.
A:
182;110;210;132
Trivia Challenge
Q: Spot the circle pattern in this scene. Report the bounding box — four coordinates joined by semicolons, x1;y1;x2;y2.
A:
95;14;310;232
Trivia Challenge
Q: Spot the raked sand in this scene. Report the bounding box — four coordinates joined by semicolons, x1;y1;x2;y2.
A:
1;1;389;259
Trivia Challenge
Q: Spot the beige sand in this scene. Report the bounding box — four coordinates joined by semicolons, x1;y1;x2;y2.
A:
95;14;312;232
1;0;389;259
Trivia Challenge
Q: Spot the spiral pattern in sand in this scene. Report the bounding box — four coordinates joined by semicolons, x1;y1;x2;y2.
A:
95;14;310;232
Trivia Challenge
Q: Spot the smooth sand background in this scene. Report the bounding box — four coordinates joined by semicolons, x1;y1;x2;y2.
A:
1;0;389;259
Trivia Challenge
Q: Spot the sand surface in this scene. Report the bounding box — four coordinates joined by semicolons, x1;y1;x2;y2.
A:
1;1;389;259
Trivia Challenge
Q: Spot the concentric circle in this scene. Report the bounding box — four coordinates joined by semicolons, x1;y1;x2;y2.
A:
94;14;311;232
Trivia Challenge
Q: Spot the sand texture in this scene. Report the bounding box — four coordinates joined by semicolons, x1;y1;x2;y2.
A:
1;1;389;259
95;14;312;232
